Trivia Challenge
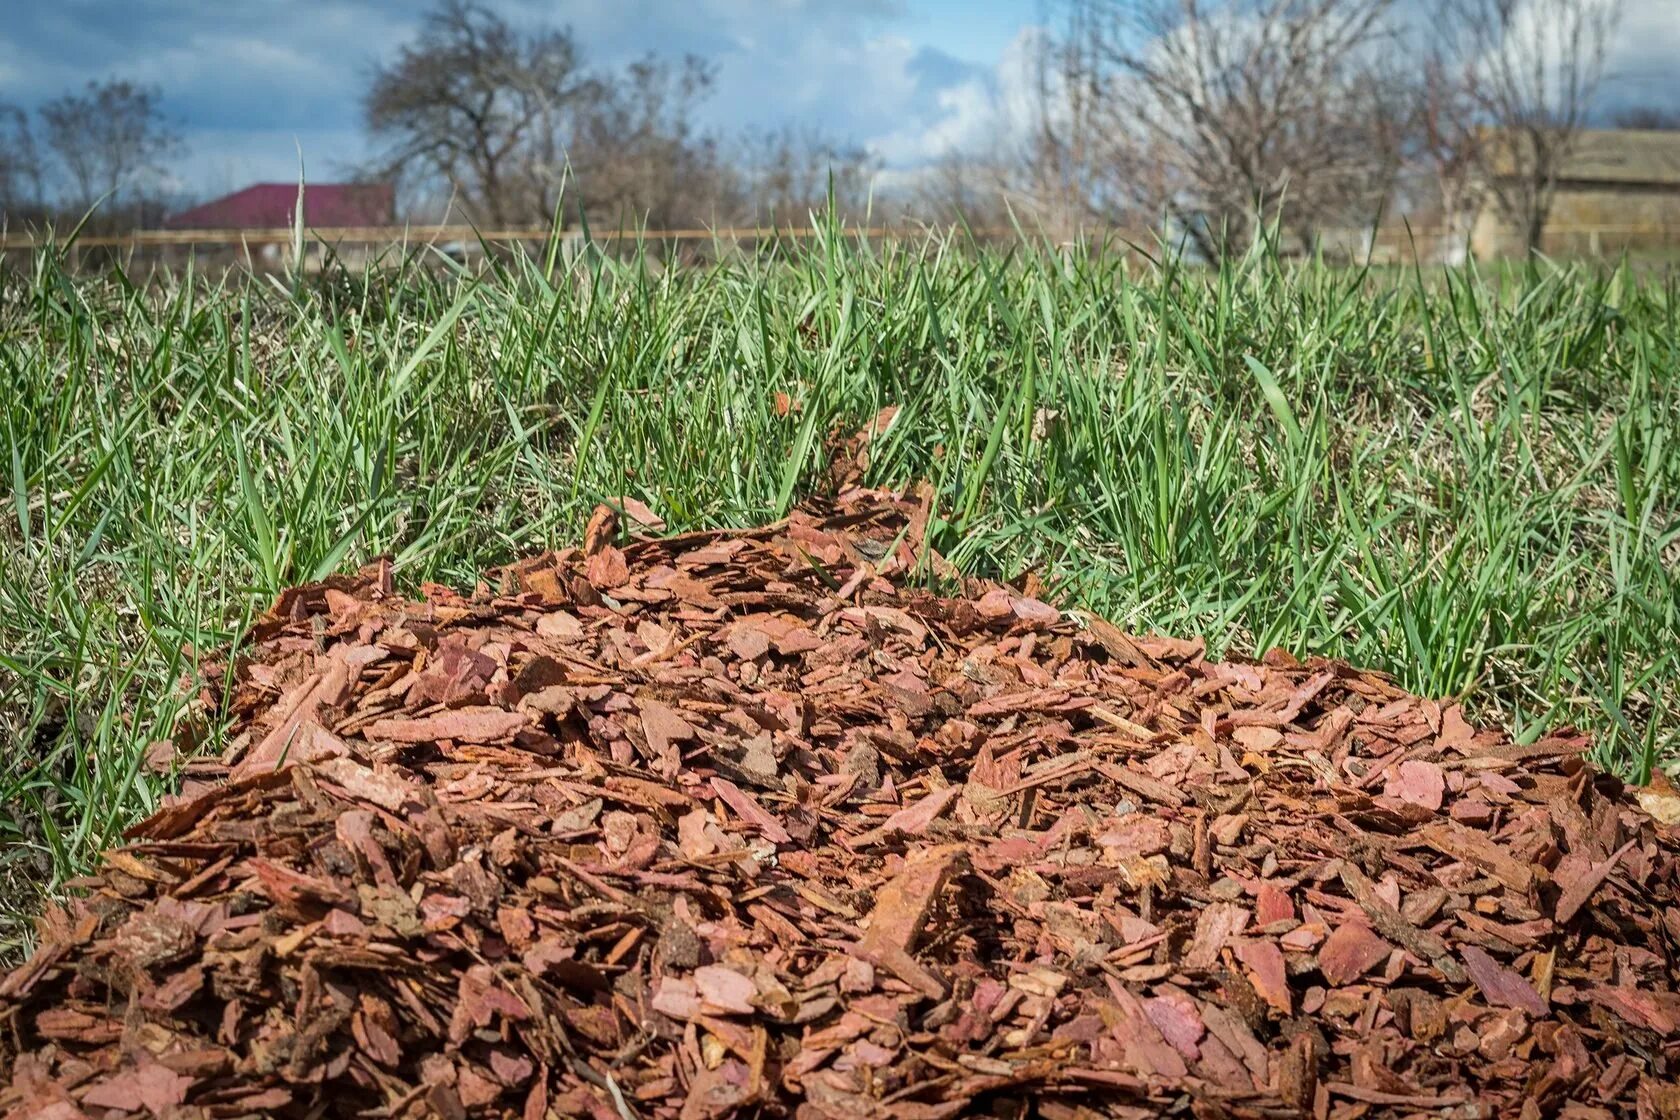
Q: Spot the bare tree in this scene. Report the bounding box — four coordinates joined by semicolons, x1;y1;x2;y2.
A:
560;57;878;230
1047;0;1407;258
0;102;44;219
1436;0;1621;254
365;0;591;226
366;2;757;230
367;0;889;232
564;54;736;229
1409;51;1488;262
907;153;1016;229
903;23;1135;239
733;125;876;223
1012;16;1140;237
37;80;179;219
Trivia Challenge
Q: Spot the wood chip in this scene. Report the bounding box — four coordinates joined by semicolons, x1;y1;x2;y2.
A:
2;495;1675;1120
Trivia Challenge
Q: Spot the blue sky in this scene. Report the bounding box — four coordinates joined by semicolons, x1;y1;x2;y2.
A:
2;0;1675;199
0;0;1043;194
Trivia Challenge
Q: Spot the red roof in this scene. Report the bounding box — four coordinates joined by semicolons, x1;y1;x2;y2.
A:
165;182;395;229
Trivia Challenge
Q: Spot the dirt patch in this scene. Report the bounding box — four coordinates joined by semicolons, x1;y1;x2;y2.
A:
2;491;1677;1119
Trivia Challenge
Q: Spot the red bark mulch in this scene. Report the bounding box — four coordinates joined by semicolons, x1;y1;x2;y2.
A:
3;491;1678;1120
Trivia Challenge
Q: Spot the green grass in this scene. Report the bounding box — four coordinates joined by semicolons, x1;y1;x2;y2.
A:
2;228;1676;955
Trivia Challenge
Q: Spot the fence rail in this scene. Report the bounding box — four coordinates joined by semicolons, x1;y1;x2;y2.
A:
0;225;940;251
2;222;1676;255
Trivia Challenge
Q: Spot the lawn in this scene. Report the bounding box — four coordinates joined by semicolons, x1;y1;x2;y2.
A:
1;229;1675;955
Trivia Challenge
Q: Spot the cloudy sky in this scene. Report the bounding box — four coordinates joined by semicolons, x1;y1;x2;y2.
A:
2;0;1677;199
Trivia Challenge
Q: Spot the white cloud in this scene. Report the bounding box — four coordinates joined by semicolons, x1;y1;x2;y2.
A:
867;26;1049;168
4;0;1673;210
492;0;918;138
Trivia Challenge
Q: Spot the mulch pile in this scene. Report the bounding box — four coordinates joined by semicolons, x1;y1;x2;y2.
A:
3;491;1679;1120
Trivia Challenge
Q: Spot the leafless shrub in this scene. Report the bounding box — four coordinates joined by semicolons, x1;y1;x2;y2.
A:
1611;105;1680;131
732;125;876;225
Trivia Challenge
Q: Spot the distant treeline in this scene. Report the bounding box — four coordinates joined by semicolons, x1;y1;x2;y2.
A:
5;0;1677;256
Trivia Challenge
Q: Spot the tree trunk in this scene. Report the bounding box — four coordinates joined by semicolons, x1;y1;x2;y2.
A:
1523;189;1552;256
1439;181;1466;265
1525;209;1545;255
1174;206;1224;264
482;160;505;228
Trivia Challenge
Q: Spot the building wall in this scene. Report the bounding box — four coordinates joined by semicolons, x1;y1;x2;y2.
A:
1471;181;1680;258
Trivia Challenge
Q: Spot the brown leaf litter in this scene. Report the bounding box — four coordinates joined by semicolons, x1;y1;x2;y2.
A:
2;491;1678;1120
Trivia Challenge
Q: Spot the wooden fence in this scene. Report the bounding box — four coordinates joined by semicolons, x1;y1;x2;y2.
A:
2;221;1677;261
0;225;924;251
